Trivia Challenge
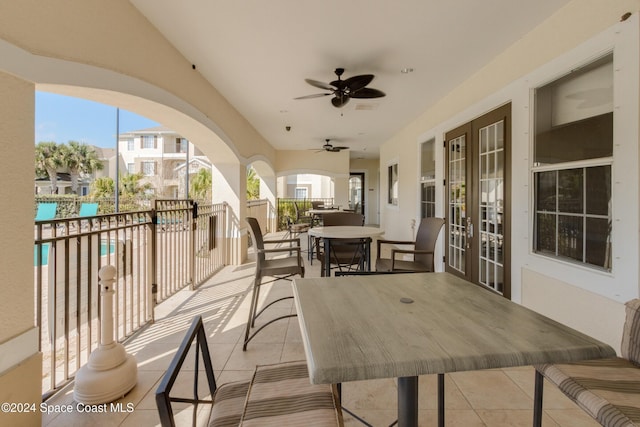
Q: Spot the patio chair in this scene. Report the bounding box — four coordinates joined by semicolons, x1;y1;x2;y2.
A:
244;217;305;350
316;212;366;277
77;202;99;230
156;315;343;427
78;202;98;217
35;202;57;221
376;217;445;272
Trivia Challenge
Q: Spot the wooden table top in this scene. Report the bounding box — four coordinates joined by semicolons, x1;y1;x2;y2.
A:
308;225;384;239
293;272;616;384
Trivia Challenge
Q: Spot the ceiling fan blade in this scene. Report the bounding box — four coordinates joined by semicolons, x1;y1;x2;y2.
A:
305;79;336;91
331;95;349;108
343;74;374;92
294;93;332;100
350;87;386;98
333;146;350;150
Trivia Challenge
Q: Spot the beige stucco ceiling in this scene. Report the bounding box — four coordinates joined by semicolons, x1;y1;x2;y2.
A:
130;0;571;159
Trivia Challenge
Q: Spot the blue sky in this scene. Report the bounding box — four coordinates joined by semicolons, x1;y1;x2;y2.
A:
35;92;160;148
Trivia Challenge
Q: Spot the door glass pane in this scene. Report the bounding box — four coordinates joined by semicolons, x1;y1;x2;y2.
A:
448;135;466;274
478;120;504;293
349;175;363;214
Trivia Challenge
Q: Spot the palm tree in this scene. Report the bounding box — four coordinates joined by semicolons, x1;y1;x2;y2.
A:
63;141;104;195
120;172;152;196
89;176;115;198
190;168;212;201
247;166;260;200
35;141;64;194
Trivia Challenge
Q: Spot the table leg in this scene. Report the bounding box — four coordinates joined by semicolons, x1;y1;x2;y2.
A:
533;369;543;427
365;238;371;271
323;238;331;277
397;376;418;427
437;373;444;427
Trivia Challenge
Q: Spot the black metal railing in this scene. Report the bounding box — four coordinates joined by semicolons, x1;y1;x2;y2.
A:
34;200;229;398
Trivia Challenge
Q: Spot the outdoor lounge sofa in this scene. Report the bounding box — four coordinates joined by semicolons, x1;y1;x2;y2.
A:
536;299;640;426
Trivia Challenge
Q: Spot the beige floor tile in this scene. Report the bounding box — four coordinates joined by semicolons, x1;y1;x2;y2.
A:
545;409;601;427
47;261;606;427
502;368;580;409
450;370;532;409
476;409;558;427
418;374;472;410
419;409;485;427
341;378;398;410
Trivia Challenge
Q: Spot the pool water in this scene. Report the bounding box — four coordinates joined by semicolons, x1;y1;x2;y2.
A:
34;241;116;266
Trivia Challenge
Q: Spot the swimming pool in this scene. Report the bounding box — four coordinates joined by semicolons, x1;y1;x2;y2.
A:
34;241;116;266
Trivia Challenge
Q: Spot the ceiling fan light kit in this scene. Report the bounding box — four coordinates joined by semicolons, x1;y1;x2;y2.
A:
295;68;386;108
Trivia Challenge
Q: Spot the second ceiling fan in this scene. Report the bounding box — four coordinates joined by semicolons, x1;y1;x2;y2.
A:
295;68;385;108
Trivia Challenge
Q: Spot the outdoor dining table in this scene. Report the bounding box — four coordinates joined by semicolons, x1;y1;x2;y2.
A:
292;272;616;427
307;225;384;276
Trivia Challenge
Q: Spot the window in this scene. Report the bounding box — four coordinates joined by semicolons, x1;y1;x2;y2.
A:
388;163;398;206
533;54;613;271
176;138;188;153
141;161;156;176
127;163;135;174
294;187;307;199
142;135;156;149
127;139;135;151
420;139;436;218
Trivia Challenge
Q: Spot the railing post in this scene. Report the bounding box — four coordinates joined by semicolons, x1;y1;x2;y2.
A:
151;207;157;321
190;201;197;290
73;265;137;404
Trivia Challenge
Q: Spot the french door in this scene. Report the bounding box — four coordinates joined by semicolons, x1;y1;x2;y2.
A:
349;172;365;216
445;104;511;298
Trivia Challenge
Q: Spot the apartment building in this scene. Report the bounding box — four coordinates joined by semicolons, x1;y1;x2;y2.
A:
118;126;211;198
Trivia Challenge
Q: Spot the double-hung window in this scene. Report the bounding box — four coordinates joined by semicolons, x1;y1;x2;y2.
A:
141;161;156;176
533;54;613;271
142;135;156;149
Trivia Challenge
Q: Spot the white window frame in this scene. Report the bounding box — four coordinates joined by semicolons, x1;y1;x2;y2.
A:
294;187;307;199
142;135;155;149
531;53;614;272
141;161;155;176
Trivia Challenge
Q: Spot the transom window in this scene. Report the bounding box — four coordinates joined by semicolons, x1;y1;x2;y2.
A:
533;53;613;271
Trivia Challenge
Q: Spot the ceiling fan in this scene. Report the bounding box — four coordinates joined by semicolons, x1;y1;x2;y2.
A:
295;68;385;108
314;139;349;153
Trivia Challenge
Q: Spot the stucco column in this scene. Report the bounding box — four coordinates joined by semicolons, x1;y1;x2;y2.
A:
0;72;42;426
333;175;350;209
211;162;247;265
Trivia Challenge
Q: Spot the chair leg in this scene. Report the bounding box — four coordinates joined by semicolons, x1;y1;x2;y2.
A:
243;276;260;349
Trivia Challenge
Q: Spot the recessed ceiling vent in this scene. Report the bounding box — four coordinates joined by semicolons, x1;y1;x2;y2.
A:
355;103;379;111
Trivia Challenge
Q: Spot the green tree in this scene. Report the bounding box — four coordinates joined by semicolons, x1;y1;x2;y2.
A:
63;141;104;195
190;168;212;201
120;172;152;196
247;166;260;200
90;176;115;198
35;141;64;194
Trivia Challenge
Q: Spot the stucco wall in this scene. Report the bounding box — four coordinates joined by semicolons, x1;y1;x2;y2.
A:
379;0;640;344
0;0;274;166
0;71;41;426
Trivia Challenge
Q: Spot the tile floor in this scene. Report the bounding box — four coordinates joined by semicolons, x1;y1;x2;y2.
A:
43;232;602;426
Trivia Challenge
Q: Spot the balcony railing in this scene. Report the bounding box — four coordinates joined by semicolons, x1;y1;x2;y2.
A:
34;200;229;398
